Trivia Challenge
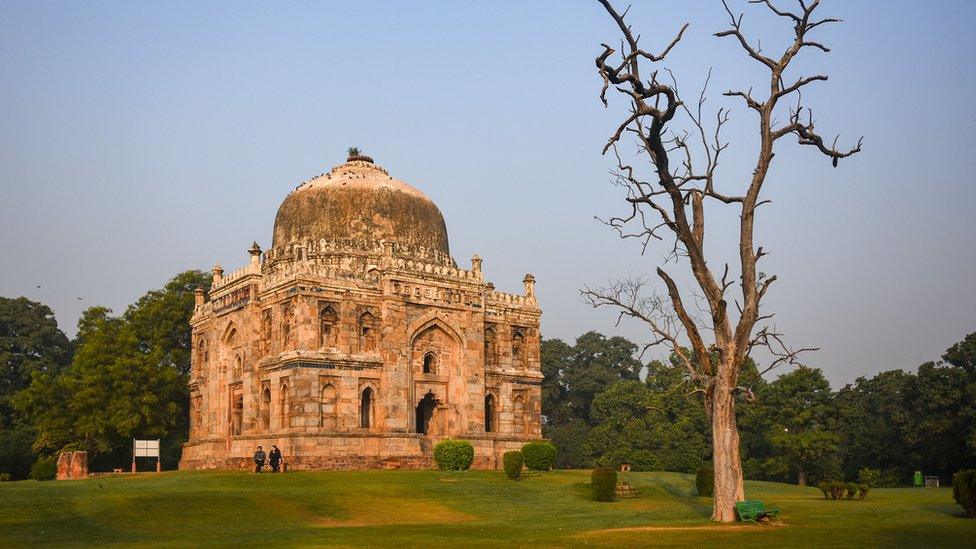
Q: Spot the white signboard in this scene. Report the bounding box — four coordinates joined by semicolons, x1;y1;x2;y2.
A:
133;439;160;458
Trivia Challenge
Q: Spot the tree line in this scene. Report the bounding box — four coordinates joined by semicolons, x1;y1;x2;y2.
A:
543;331;976;486
0;271;209;478
1;271;973;485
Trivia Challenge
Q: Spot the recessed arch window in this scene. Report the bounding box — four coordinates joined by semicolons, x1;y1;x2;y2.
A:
359;312;378;353
261;387;271;430
512;331;526;369
484;393;496;433
360;387;375;429
319;304;339;349
423;352;436;374
320;383;337;429
279;383;289;430
484;327;497;368
513;394;526;435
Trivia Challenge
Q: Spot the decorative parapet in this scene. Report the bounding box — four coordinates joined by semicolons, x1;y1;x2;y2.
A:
486;290;537;309
215;261;262;289
266;237;456;269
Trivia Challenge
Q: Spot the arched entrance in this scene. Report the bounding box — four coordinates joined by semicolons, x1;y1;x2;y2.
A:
415;391;439;435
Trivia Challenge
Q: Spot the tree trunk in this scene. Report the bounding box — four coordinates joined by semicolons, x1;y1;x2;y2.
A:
797;467;807;487
710;381;745;522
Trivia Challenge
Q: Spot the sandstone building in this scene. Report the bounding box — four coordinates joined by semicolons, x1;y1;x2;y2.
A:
179;152;542;470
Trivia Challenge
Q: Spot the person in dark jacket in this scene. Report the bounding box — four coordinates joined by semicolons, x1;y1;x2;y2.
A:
269;445;282;473
253;446;266;473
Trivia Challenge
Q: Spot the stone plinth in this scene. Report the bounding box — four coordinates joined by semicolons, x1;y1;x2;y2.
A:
56;451;89;480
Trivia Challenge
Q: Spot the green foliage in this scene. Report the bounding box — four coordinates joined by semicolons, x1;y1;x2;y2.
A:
0;425;36;480
758;366;840;485
347;147;361;157
953;470;976;518
0;297;71;428
585;375;707;473
696;464;714;497
858;467;882;487
818;480;871;501
503;451;523;479
521;441;556;471
828;481;847;500
13;271;210;469
590;467;617;502
29;456;56;481
433;439;474;471
541;333;645;468
0;473;10;482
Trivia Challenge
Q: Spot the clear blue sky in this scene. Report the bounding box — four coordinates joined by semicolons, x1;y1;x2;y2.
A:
1;1;973;386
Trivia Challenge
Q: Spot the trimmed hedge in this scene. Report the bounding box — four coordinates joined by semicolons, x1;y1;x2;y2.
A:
503;451;523;480
591;467;617;502
817;480;871;500
433;439;474;471
695;464;714;497
953;469;976;518
521;441;556;471
30;456;57;481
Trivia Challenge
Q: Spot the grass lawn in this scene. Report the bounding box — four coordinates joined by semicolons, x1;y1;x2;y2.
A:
2;469;973;547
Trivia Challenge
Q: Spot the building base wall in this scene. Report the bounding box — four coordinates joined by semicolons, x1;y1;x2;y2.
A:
179;433;533;471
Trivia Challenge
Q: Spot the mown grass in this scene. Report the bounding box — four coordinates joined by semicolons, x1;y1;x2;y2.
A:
2;469;973;547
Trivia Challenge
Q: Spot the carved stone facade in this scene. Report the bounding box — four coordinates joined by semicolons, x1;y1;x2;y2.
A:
179;154;542;471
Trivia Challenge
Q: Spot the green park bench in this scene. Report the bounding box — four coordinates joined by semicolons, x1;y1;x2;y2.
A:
735;500;780;522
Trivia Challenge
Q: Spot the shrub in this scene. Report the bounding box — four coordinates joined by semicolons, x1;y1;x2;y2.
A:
503;451;523;480
827;480;847;500
695;464;714;497
858;467;882;488
857;484;870;500
591;467;617;502
953;470;976;518
30;456;57;481
0;473;11;482
521;441;556;471
817;481;830;499
845;482;858;500
433;439;474;471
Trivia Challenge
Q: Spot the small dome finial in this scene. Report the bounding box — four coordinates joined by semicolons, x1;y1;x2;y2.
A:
347;146;373;164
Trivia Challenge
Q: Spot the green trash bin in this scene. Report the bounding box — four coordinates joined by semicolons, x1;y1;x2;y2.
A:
914;471;923;487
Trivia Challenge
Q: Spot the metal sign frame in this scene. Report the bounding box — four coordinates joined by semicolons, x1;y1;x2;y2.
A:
131;438;162;473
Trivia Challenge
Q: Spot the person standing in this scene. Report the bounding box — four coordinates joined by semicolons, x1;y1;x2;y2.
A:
253;446;266;473
269;445;282;473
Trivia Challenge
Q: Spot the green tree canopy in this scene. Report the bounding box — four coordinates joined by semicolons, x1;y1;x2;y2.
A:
14;270;209;469
0;297;71;428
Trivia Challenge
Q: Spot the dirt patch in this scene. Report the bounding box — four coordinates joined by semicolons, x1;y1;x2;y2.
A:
313;498;475;528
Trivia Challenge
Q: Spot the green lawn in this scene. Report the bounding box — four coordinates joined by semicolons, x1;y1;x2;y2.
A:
2;469;973;547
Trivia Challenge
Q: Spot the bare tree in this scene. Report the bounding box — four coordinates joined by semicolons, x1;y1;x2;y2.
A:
585;0;861;522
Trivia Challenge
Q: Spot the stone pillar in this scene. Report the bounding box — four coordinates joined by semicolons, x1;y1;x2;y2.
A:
194;287;205;307
56;452;72;480
522;274;536;298
212;264;224;286
56;451;89;480
249;241;262;268
69;451;88;479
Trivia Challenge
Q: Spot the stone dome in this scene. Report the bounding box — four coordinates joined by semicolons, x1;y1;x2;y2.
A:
271;155;451;262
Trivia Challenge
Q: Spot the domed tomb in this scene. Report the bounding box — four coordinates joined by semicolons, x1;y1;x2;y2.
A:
271;152;451;265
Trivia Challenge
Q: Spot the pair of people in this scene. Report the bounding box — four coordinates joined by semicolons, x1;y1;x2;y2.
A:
253;445;283;473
